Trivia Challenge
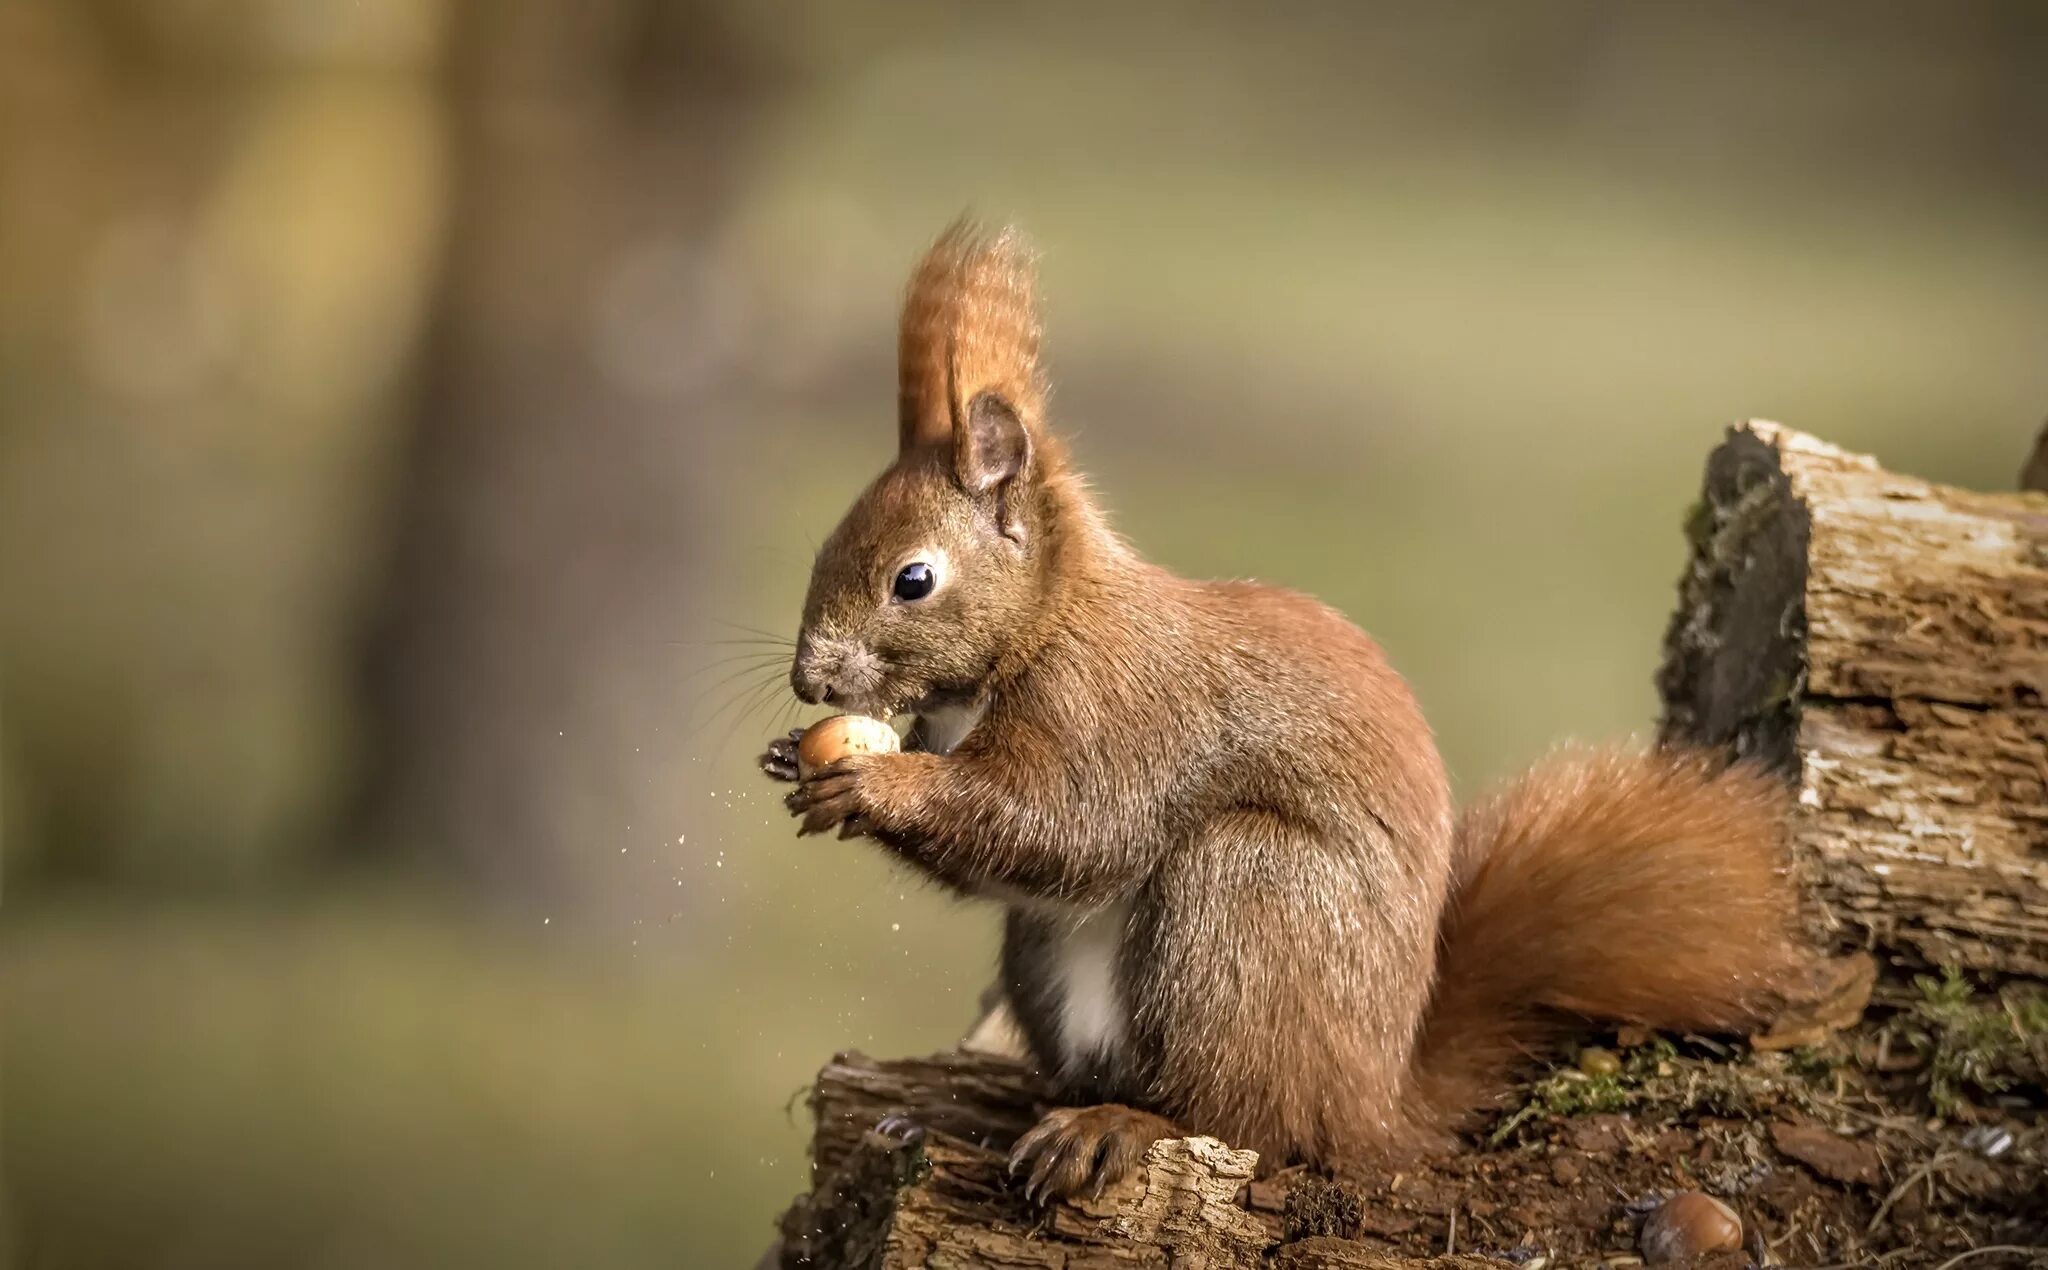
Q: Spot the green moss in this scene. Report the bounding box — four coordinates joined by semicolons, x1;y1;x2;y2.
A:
1902;966;2048;1116
1625;1035;1681;1075
2016;997;2048;1036
1488;1068;1631;1146
1786;1045;1844;1082
1485;1032;1828;1147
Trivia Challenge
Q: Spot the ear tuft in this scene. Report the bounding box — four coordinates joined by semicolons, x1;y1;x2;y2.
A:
897;218;1044;456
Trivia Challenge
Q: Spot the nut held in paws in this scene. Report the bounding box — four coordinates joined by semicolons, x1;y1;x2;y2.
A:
796;715;900;779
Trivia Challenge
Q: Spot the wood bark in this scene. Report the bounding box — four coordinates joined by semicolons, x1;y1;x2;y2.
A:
768;1047;1508;1270
1660;421;2048;977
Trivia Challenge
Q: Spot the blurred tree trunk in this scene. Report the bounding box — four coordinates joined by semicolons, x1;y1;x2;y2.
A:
0;1;449;884
356;0;789;910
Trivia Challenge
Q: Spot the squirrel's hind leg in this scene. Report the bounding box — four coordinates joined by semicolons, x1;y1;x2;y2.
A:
1132;810;1439;1170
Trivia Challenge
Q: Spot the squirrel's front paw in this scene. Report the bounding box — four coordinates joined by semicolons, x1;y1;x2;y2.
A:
759;728;805;782
785;756;878;838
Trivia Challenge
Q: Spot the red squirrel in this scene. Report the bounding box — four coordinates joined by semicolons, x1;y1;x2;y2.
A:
758;220;1810;1203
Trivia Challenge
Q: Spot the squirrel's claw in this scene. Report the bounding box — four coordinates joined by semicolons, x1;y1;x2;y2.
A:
759;729;805;783
871;1113;925;1148
1007;1105;1172;1206
786;759;869;837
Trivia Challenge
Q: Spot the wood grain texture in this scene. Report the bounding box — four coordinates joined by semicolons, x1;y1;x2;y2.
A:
769;1049;1512;1269
1660;421;2048;977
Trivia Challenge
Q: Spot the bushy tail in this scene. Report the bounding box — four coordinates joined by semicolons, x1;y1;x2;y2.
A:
1406;747;1812;1135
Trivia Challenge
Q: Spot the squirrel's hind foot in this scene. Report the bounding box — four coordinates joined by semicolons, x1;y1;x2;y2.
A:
1008;1104;1177;1205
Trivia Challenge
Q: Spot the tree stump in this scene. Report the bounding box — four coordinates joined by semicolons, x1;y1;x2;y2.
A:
1659;421;2048;978
768;1047;1515;1270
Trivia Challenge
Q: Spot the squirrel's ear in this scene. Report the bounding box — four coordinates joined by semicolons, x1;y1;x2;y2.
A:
957;390;1032;540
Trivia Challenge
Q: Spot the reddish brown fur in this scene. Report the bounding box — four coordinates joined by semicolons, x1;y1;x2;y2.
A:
768;221;1811;1202
1407;749;1808;1140
898;219;1048;455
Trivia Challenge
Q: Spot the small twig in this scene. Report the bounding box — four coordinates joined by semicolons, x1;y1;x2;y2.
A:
1445;1197;1459;1256
1867;1151;1954;1235
1930;1247;2048;1270
1811;1091;1924;1135
1805;1251;1916;1270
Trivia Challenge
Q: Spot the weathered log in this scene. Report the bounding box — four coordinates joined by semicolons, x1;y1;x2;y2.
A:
769;1047;1514;1270
1660;421;2048;977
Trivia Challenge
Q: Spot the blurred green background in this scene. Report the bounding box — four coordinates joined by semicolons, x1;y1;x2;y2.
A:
2;2;2044;1266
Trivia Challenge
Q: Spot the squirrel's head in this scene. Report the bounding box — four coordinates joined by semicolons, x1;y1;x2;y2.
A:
789;220;1069;719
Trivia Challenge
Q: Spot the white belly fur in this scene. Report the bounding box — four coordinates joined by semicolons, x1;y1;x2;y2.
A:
1047;899;1131;1075
916;698;1128;1072
917;699;987;756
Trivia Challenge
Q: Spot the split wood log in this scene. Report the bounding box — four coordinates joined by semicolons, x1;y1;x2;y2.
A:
1659;421;2048;977
767;1047;1511;1270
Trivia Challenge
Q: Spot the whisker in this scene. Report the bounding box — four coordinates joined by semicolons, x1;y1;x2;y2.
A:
676;650;791;681
771;695;812;742
682;659;790;721
710;618;799;645
707;666;803;761
666;636;796;651
683;648;790;665
673;657;788;697
713;676;790;763
688;663;790;746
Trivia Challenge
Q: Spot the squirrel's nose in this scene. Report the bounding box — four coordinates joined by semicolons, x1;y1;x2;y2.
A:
791;647;836;706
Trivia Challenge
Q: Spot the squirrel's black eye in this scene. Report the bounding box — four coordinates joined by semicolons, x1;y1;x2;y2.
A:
892;562;936;602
